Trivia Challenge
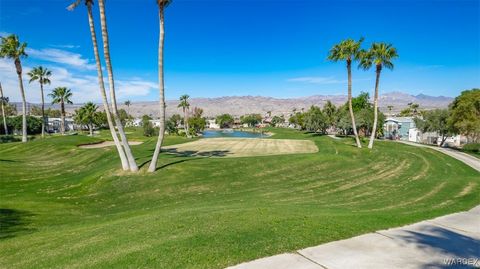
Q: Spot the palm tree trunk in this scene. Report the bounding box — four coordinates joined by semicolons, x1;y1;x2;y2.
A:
368;66;381;149
15;59;27;142
89;124;93;136
86;3;129;171
61;101;65;135
347;61;362;148
148;6;166;173
40;82;45;138
0;82;8;135
98;0;138;172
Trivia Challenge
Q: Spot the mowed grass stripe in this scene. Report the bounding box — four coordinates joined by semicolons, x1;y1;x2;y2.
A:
0;128;479;268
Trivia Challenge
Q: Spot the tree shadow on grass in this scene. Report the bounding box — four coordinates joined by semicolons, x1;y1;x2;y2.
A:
137;148;231;171
0;159;16;162
0;208;36;240
163;148;231;158
398;226;480;268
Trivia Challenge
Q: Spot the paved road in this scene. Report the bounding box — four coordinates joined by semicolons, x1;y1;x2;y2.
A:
227;141;480;269
398;141;480;172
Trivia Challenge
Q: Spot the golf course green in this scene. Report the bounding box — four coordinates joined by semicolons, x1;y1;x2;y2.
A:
1;128;479;268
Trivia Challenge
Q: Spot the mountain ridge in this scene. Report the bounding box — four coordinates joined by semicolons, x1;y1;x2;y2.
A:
13;92;454;118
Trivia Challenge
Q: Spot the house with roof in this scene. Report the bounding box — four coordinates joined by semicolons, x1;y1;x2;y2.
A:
383;117;416;140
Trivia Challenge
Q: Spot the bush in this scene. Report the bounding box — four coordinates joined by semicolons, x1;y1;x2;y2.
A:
1;116;43;135
463;143;480;153
0;135;21;143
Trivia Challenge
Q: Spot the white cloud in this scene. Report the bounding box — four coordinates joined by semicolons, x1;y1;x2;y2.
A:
0;58;157;104
287;76;345;84
51;44;81;49
0;31;12;38
26;48;96;70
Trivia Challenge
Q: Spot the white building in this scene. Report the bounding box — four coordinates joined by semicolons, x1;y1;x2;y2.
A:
126;118;142;127
47;117;76;133
206;119;220;129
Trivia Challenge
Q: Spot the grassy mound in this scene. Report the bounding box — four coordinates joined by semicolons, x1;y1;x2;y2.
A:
0;128;478;268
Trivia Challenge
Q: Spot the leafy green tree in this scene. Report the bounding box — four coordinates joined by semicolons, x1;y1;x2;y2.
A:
322;101;338;130
28;66;52;138
149;0;173;172
400;103;420;116
352;92;371;112
328;38;364;148
240;114;262;127
0;34;28;142
68;0;131;171
74;102;99;136
359;42;398;148
414;109;452;146
48;87;73;135
166;117;178;135
142;115;155;137
271;115;285;127
9;115;42;135
448;89;480;142
289;112;305;129
304;106;328;134
94;111;107;127
45;108;61;118
216;114;234;128
187;107;206;135
117;108;132;127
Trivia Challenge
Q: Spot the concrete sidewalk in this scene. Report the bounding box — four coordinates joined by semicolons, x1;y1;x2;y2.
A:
227;206;480;269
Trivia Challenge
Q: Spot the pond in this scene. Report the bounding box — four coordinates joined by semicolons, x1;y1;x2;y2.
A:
202;130;269;138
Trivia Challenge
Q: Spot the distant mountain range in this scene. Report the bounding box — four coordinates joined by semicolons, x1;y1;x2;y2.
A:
14;91;454;118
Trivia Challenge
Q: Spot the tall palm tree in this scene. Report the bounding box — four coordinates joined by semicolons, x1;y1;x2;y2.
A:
0;83;8;135
97;0;138;172
28;66;51;138
149;0;172;173
0;35;28;142
124;100;131;115
67;0;130;171
359;42;398;149
178;94;190;136
49;87;73;135
328;38;364;148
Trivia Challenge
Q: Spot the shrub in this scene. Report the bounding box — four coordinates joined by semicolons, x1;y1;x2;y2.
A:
463;143;480;153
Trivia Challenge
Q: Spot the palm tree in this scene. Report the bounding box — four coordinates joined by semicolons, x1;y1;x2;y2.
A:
75;102;98;136
328;38;364;148
49;87;73;135
0;83;8;134
359;42;398;149
178;94;190;136
67;0;130;171
124;100;131;115
0;35;28;142
149;0;172;173
97;0;138;172
28;66;52;138
387;105;394;113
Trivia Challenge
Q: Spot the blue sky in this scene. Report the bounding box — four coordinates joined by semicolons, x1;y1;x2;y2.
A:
0;0;479;103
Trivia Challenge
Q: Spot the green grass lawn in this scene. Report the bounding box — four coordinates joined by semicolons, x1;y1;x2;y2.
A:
0;128;479;268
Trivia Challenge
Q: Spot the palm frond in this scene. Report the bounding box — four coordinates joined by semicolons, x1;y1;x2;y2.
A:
67;0;82;11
